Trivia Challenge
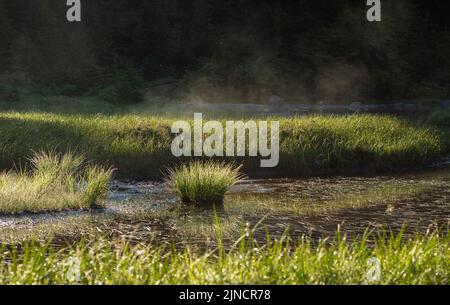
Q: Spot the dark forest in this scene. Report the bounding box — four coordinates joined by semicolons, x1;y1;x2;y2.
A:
1;0;449;103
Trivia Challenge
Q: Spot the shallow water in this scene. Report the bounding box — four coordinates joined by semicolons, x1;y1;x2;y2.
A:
253;182;450;240
0;165;449;246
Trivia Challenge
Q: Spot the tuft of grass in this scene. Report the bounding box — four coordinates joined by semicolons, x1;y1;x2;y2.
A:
81;165;114;208
167;161;245;205
0;230;448;285
0;151;113;214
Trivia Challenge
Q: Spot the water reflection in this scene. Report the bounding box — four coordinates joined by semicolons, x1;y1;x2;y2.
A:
0;166;448;246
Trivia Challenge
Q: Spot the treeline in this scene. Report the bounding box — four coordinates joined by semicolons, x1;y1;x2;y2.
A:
0;0;449;103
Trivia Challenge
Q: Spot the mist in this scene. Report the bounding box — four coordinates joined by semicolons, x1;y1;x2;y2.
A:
1;0;449;106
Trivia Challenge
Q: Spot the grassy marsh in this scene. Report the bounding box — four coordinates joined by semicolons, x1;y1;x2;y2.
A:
0;111;447;285
0;112;447;178
0;230;448;285
1;173;443;245
0;167;447;285
0;151;113;214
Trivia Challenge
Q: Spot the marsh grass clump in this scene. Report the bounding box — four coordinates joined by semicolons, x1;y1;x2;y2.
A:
0;151;113;214
167;161;244;206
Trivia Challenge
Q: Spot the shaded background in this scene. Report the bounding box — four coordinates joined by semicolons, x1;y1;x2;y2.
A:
0;0;449;104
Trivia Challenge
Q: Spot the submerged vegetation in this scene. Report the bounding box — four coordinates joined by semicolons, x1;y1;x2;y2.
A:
167;161;244;205
0;151;113;214
0;112;447;178
0;230;448;285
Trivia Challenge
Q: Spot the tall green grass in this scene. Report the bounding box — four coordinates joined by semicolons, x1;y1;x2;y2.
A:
0;112;447;178
0;230;448;284
167;161;244;205
0;151;113;214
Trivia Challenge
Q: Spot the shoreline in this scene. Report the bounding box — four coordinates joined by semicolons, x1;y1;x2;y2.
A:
0;112;448;180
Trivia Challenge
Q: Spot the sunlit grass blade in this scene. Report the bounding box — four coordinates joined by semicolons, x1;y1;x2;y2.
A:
166;160;245;206
0;150;113;214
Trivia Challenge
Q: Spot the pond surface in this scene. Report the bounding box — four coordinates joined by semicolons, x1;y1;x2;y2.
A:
0;164;449;247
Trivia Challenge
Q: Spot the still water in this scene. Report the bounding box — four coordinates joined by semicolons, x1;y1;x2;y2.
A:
0;164;448;247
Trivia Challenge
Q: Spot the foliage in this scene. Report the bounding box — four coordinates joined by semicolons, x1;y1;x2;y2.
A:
0;230;448;284
428;109;450;127
0;113;446;179
167;161;244;205
0;0;449;101
0;151;113;214
95;68;145;104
